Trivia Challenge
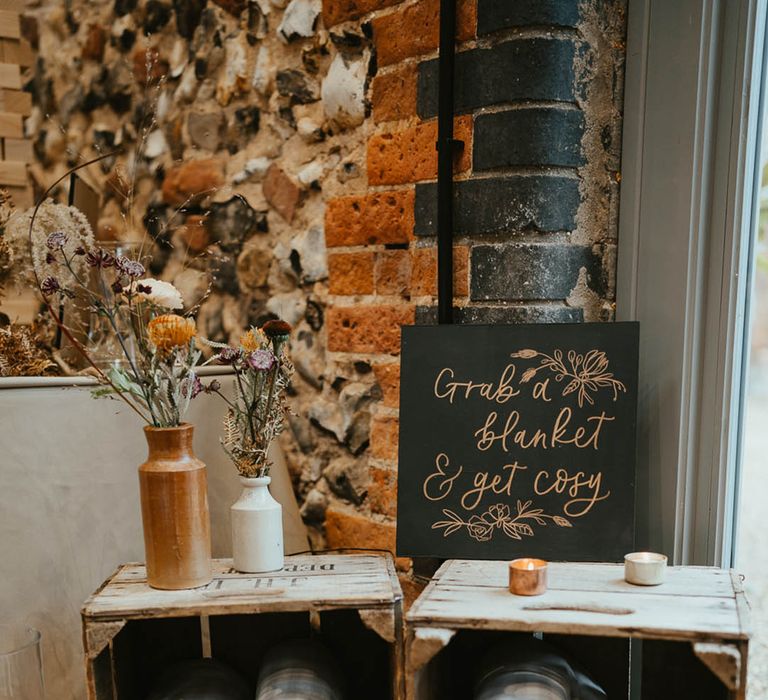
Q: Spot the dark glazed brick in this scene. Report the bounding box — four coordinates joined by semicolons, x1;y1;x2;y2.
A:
414;176;579;236
418;39;576;118
478;0;581;35
471;243;602;300
474;108;585;170
415;304;582;325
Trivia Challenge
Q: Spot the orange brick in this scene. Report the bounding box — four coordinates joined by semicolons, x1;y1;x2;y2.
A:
372;63;418;123
411;245;469;297
367;116;472;186
372;0;476;67
374;363;400;408
375;249;411;296
322;0;401;27
325;190;414;247
328;251;375;295
325;507;396;553
327;304;415;355
399;573;427;610
371;415;399;461
368;464;398;517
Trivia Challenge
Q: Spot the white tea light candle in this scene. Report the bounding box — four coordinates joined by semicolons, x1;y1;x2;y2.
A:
624;552;667;585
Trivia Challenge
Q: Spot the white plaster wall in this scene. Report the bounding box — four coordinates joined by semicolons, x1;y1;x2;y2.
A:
0;375;307;699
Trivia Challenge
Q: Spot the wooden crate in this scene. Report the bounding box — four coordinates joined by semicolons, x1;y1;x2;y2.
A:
406;560;750;700
82;554;404;700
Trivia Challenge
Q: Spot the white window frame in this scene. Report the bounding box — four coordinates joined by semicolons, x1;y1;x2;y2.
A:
618;0;767;565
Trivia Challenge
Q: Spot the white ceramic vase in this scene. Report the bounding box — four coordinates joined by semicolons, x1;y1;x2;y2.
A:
231;476;284;573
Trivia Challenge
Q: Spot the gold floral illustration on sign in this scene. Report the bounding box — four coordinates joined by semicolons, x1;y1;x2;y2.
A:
432;501;572;542
511;349;627;408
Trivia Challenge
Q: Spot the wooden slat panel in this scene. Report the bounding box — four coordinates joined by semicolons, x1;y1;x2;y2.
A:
0;62;20;89
0;90;35;116
0;2;26;12
0;159;26;185
434;560;736;598
0;10;19;39
4;184;31;208
3;137;32;161
5;186;30;208
407;560;749;643
0;111;22;138
82;555;401;621
408;584;742;640
1;38;32;66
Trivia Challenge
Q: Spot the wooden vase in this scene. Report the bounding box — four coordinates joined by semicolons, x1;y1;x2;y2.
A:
139;424;212;589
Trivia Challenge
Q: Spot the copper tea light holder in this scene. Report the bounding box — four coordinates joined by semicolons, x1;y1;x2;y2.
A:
508;558;548;596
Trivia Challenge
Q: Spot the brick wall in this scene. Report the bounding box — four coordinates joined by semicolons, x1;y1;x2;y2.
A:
321;0;626;585
30;0;626;599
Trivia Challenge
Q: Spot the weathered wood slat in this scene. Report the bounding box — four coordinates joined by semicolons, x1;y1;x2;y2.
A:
0;38;31;66
410;585;741;640
0;110;22;137
3;136;31;160
0;10;19;39
408;561;748;642
83;555;400;621
0;1;25;11
4;183;30;207
0;89;30;115
0;62;20;89
0;158;25;184
434;560;736;598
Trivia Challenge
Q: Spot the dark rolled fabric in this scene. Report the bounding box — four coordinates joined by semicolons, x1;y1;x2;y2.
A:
256;639;344;700
474;638;606;700
146;659;250;700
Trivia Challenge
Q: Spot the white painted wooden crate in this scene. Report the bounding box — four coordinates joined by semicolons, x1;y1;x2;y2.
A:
82;554;404;700
406;560;751;700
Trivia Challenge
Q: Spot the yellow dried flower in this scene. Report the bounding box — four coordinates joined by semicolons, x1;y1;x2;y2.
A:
240;327;266;352
147;314;196;351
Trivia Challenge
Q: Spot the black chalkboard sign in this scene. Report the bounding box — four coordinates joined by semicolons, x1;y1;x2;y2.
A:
396;322;639;561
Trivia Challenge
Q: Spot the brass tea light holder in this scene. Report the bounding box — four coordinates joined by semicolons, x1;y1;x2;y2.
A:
508;558;548;596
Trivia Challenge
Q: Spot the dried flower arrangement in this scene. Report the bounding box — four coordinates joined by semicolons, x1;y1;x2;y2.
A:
206;320;294;477
0;323;57;377
28;206;208;426
0;189;16;300
0;189;62;376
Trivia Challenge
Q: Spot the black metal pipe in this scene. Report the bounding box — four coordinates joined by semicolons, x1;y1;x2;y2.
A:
437;0;457;324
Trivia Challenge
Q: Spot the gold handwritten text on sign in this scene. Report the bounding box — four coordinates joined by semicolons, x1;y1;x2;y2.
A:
425;348;624;543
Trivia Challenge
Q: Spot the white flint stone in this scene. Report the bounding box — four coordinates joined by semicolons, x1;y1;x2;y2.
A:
111;14;135;38
233;157;273;184
321;52;367;129
143;130;168;159
169;39;188;79
252;45;274;95
278;0;321;42
155;90;172;121
297;159;324;187
175;64;199;103
297;117;323;143
245;157;272;178
266;290;307;326
291;225;328;282
217;38;248;105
